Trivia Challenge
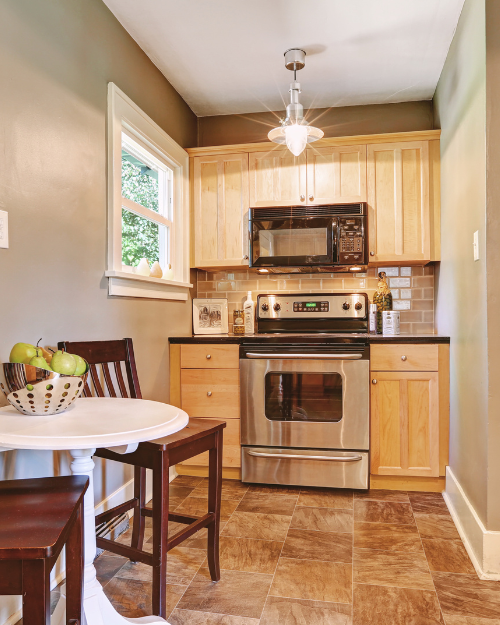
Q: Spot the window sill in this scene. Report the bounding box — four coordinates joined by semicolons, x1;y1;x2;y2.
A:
105;270;193;301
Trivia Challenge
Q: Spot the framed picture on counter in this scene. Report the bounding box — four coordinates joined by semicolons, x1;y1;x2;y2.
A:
193;298;229;334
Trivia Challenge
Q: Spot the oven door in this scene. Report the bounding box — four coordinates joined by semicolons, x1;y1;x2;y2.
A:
250;216;336;267
240;354;369;451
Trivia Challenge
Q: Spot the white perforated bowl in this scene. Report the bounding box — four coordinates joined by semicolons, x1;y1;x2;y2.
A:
0;363;88;416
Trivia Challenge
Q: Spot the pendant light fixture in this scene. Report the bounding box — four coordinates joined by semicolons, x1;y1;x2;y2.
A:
268;48;324;156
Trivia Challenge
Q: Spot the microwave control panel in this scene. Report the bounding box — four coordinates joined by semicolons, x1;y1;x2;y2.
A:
338;217;365;264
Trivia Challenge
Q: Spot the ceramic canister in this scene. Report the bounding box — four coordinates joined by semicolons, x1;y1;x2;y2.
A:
382;311;401;335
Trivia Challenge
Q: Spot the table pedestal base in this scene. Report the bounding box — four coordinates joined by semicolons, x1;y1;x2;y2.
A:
51;449;169;625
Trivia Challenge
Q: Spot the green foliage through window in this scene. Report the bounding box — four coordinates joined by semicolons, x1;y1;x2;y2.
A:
122;156;159;212
121;209;161;267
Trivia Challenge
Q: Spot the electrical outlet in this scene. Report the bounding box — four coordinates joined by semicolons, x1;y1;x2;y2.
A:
0;210;8;249
473;230;479;261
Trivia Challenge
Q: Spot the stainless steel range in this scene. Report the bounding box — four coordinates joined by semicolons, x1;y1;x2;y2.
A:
240;293;370;489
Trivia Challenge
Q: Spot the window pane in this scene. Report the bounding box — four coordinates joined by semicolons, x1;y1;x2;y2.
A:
122;149;159;213
122;208;165;267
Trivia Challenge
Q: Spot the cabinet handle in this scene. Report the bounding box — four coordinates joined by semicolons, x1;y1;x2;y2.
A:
206;354;211;360
309;195;314;201
243;255;249;260
401;355;407;361
370;251;375;256
372;379;377;384
207;391;212;397
300;194;305;201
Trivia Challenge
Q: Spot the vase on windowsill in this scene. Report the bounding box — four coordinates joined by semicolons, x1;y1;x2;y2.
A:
136;258;150;276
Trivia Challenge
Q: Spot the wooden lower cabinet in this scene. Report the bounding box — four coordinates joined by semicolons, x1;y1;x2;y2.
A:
371;371;439;477
370;343;449;484
185;417;241;468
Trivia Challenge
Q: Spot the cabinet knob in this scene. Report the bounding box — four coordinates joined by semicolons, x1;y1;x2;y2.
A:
243;255;249;260
309;195;314;201
300;194;305;201
370;251;375;256
401;355;407;361
372;379;377;384
206;354;211;360
207;391;212;397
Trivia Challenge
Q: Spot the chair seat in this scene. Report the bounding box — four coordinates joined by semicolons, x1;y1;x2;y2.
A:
0;475;88;559
138;417;226;451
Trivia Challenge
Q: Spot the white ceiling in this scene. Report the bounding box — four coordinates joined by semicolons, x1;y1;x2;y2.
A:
103;0;464;117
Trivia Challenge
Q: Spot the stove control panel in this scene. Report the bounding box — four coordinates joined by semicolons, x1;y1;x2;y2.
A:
257;293;367;320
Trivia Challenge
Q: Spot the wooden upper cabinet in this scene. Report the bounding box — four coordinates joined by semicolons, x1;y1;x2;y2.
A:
367;141;431;264
249;150;306;207
306;145;367;204
370;371;439;477
193;153;249;268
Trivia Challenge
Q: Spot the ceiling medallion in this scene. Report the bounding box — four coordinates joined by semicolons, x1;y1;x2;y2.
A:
268;48;324;156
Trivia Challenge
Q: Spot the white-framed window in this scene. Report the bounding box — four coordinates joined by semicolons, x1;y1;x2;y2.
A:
106;83;191;300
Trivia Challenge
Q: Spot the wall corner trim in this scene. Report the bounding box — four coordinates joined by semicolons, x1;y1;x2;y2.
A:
444;466;500;579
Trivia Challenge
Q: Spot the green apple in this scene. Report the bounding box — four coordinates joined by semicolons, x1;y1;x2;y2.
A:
10;343;37;364
72;354;87;376
51;350;77;375
29;355;53;371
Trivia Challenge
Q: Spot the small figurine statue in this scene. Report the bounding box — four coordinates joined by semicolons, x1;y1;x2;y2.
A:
373;271;393;333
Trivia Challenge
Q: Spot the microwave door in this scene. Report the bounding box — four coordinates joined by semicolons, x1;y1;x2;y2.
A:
251;217;336;268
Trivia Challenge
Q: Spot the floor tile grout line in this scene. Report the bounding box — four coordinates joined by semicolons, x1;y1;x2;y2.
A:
410;494;447;624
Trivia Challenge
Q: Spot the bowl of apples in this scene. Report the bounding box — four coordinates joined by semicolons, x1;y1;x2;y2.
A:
0;341;89;416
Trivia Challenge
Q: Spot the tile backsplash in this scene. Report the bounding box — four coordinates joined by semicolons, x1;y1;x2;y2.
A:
197;266;435;334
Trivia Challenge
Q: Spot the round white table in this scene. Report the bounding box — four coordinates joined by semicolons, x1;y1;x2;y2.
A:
0;397;189;625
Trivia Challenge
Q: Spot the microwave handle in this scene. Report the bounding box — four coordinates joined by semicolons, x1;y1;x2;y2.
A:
244;353;363;359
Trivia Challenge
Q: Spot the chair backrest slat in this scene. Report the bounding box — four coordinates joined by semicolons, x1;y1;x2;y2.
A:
114;362;129;398
57;339;142;400
101;363;117;398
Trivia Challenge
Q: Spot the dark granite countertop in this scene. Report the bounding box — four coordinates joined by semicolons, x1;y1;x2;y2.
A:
169;334;450;345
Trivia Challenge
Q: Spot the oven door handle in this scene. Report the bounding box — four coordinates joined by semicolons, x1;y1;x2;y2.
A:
246;450;363;462
244;352;363;359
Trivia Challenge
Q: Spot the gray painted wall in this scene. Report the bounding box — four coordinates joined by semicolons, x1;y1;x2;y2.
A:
434;0;491;525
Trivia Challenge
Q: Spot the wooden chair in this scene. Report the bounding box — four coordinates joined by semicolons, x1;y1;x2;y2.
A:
58;339;225;619
0;475;87;625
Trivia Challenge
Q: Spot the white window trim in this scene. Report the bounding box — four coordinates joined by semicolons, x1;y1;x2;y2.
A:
106;83;192;300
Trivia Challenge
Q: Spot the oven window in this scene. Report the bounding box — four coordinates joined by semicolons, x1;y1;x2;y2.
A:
265;372;343;422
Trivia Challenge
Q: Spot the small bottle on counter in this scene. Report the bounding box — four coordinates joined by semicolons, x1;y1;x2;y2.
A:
368;304;377;334
233;310;245;335
243;291;255;334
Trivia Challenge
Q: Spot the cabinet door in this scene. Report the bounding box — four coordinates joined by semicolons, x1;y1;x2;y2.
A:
371;371;439;477
249;150;306;207
180;417;241;468
193;153;249;268
367;141;430;263
306;145;367;204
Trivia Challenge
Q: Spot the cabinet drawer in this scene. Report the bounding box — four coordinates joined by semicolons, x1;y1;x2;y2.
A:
180;344;239;369
182;418;241;468
181;369;240;419
371;344;438;372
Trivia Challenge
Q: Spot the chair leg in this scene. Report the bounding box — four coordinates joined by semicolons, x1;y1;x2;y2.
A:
151;452;169;618
207;429;223;581
131;466;147;553
66;502;84;625
22;559;50;625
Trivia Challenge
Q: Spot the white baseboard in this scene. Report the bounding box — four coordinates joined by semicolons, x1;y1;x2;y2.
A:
1;466;178;625
444;466;500;579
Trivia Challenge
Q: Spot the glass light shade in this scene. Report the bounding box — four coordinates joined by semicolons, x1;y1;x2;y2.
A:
285;124;308;156
268;123;324;156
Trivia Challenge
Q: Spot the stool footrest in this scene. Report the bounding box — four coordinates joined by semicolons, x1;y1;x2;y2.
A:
96;537;154;566
167;513;214;551
95;499;137;526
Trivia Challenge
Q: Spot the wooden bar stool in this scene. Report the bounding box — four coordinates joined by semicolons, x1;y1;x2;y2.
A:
0;475;88;625
58;339;225;619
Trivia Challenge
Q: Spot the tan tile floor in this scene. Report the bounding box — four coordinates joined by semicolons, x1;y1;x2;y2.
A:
18;477;500;624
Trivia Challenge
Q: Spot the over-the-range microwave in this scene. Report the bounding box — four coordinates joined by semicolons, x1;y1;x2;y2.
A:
248;202;368;273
